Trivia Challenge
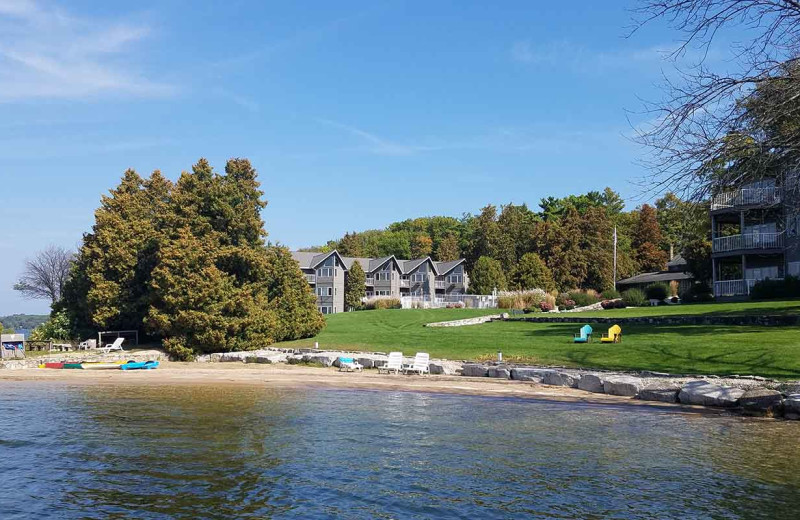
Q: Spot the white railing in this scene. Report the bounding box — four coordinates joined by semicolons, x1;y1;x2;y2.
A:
399;279;410;288
711;187;781;210
714;278;783;297
435;281;446;289
365;277;374;285
400;294;497;309
712;231;784;253
305;274;316;284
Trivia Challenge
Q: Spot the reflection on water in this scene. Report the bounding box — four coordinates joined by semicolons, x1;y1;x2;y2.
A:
1;383;799;519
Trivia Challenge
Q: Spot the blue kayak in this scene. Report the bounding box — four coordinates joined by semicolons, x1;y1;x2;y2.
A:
120;360;159;371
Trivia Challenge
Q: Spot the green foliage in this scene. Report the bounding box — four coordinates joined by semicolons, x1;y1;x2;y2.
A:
0;322;13;334
469;256;507;294
750;276;800;300
681;282;714;303
362;297;402;310
0;314;48;331
645;282;669;301
566;290;600;307
28;311;71;341
682;237;713;284
510;253;555;291
435;233;460;261
345;260;366;310
61;158;324;359
601;289;621;300
622;288;648;307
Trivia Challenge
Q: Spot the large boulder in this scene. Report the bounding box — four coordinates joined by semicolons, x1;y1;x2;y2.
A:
510;368;549;382
541;370;578;388
461;364;489;377
603;376;644;397
577;374;605;393
356;357;376;369
678;381;745;407
305;354;338;367
429;361;462;375
487;366;511;379
783;394;800;420
637;383;680;403
739;388;783;415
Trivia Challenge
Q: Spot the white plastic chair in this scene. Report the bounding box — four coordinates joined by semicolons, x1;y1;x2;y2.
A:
377;352;403;374
101;337;125;354
403;352;430;375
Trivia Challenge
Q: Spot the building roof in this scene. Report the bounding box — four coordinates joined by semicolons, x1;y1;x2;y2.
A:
290;250;465;275
617;270;693;285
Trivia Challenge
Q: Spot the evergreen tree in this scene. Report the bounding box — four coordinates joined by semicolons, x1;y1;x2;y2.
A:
633;204;668;272
338;232;363;257
344;260;366;310
579;207;614;290
469;256;507;294
511;253;556;291
435;234;460;261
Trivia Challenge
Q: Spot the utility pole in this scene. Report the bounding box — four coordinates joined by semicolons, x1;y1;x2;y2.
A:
613;226;618;291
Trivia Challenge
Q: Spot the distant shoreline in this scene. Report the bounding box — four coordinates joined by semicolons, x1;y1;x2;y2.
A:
0;363;727;416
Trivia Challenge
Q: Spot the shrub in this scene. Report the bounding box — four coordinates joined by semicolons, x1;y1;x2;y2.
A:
497;289;548;310
28;311;72;341
363;296;402;310
601;289;621;300
680;282;713;302
622;288;647;307
544;293;556;309
671;296;679;303
445;302;465;309
750;276;800;300
539;301;554;312
645;282;669;301
566;290;600;308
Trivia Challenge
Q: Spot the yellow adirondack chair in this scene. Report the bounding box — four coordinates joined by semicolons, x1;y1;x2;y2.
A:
600;324;622;343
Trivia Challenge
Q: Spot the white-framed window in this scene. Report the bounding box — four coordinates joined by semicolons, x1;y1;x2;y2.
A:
319;306;331;314
411;273;425;282
376;272;391;281
448;275;463;284
376;290;391;296
317;267;333;277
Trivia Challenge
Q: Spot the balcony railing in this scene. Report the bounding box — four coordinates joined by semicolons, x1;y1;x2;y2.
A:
714;278;783;297
365;277;374;286
711;187;781;210
400;279;410;288
305;274;316;284
712;231;784;253
434;281;446;289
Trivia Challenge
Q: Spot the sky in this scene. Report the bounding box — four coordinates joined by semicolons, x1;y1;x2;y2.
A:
0;0;726;315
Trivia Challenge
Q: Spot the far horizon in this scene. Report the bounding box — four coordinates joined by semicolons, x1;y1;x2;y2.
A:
0;0;746;315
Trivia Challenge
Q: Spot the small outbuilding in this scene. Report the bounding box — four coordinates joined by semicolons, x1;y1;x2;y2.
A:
1;333;25;360
616;255;695;295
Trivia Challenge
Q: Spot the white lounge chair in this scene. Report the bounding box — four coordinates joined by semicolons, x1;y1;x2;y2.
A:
377;352;403;374
338;356;363;372
403;352;430;375
101;337;125;354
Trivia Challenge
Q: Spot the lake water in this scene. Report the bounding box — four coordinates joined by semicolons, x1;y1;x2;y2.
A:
1;383;799;519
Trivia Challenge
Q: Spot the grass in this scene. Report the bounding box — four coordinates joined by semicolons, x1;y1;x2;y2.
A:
565;298;800;317
274;304;800;379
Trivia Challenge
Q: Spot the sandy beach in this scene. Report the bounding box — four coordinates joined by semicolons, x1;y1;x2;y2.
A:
0;362;728;415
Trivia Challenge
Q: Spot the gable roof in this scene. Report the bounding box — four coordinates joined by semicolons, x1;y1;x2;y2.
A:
290;251;466;275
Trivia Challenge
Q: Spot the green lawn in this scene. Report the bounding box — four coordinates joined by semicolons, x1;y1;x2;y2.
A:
565;298;800;317
275;305;800;379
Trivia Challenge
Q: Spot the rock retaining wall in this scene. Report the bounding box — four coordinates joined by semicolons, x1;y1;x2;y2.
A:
505;315;799;326
426;314;503;327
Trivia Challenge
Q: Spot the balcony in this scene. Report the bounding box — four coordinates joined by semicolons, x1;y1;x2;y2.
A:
712;232;784;253
714;278;783;297
365;277;374;286
435;281;446;289
711;187;781;210
305;274;316;284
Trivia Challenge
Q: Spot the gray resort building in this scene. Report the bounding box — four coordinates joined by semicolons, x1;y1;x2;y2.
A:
617;254;694;295
291;251;469;314
711;177;800;298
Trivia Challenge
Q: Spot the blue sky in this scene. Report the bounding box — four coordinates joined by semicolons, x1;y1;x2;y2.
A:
0;0;716;314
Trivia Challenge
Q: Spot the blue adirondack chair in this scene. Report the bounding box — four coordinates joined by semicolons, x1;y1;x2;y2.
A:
573;324;592;343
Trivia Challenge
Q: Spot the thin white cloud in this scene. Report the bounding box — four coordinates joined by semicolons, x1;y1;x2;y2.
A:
317;118;441;156
0;0;174;101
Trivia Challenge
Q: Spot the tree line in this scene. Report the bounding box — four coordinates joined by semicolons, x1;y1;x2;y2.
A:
50;159;324;359
304;188;710;294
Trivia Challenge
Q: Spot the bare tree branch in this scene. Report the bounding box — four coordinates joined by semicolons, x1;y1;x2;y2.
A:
631;1;800;201
13;245;74;304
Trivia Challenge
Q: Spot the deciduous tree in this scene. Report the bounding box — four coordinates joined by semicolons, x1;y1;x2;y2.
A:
13;245;74;305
